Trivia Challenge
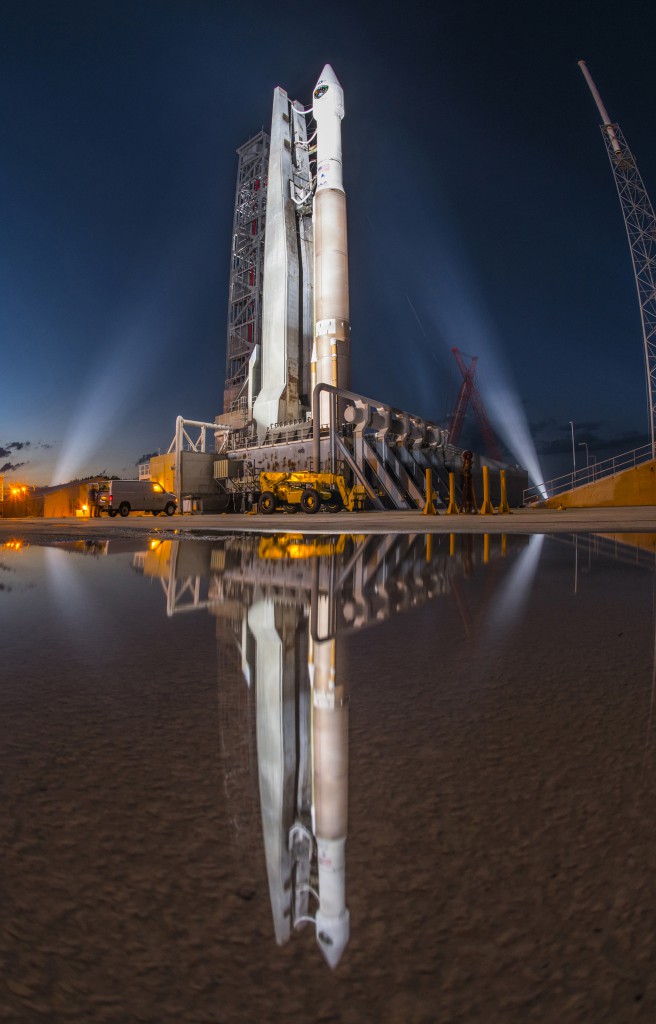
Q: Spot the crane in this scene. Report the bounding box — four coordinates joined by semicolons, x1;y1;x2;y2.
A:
579;61;656;457
448;348;503;462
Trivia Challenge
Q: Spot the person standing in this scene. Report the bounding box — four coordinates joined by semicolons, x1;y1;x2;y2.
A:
88;483;98;518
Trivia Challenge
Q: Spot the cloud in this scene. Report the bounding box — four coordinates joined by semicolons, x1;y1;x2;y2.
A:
1;440;34;474
1;440;34;459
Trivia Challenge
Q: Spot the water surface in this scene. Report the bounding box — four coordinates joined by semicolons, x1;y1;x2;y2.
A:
2;532;656;1023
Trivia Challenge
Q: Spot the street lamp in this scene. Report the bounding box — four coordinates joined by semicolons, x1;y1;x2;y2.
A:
578;442;589;479
569;421;576;481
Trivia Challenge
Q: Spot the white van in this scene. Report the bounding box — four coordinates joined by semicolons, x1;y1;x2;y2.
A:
97;480;177;518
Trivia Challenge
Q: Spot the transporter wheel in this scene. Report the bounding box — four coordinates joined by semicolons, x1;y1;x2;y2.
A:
258;491;277;515
300;488;320;514
326;490;343;513
108;509;118;518
119;503;130;518
164;502;176;517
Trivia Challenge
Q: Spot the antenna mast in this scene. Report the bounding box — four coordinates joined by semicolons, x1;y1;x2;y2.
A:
579;61;656;456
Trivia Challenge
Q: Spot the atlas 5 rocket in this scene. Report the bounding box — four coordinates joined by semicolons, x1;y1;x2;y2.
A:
310;592;350;968
311;64;350;426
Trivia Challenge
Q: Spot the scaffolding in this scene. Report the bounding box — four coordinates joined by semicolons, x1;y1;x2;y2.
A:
223;130;269;417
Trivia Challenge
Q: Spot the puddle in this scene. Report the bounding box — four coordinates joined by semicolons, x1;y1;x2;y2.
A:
2;532;656;1021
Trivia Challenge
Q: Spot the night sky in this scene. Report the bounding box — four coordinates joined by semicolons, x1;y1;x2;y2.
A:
3;0;656;486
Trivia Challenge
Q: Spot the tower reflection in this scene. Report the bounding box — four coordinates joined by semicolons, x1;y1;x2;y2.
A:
134;532;527;967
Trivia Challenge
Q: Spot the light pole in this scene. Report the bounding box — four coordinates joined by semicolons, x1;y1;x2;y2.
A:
569;421;576;482
578;442;589;480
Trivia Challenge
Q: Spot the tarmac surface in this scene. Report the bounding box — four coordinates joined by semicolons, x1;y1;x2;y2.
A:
2;506;656;538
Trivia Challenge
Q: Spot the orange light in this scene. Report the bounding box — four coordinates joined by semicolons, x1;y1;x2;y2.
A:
3;539;24;551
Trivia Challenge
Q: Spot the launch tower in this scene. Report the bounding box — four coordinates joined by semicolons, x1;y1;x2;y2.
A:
223;130;269;427
207;65;528;511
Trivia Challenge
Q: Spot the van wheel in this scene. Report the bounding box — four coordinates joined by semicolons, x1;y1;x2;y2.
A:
119;503;130;517
164;502;176;517
151;510;160;516
108;510;118;518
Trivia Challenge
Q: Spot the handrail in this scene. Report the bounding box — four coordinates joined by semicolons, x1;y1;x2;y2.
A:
523;442;654;504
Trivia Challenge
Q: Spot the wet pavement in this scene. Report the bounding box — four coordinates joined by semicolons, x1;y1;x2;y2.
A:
2;504;656;537
1;531;656;1022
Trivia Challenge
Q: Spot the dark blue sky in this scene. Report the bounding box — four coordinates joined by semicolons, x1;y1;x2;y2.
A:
2;0;656;484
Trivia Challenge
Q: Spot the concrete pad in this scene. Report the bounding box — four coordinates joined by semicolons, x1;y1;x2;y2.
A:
2;506;656;540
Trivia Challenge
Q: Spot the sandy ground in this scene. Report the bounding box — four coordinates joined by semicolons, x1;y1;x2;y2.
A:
1;537;656;1022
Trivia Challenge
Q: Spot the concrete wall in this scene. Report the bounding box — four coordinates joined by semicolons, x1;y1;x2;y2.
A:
542;460;656;508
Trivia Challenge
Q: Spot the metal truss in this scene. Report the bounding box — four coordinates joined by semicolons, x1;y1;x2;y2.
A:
224;131;269;413
448;348;502;461
600;122;656;455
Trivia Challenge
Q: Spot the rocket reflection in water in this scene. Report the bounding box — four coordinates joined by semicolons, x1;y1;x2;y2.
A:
135;531;531;967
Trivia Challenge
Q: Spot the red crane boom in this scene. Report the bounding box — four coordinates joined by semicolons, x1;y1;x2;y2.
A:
448;348;503;462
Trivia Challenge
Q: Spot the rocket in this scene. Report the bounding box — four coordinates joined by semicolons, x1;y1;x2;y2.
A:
310;597;350;968
311;65;350;426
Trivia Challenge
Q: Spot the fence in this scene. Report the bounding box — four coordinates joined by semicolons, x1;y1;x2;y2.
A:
523;443;654;505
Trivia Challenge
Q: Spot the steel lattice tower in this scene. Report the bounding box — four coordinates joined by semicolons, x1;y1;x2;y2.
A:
223;130;269;419
580;62;656;455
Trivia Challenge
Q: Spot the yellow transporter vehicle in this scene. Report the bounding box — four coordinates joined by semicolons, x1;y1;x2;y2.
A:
257;471;365;515
258;534;350;558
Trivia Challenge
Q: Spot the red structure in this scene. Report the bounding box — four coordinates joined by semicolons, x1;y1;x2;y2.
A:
448;348;503;462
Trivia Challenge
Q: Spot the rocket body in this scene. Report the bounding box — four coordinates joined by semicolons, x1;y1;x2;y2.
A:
311;594;349;968
312;65;350;426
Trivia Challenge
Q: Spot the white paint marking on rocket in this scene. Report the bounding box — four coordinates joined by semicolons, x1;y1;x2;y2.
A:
312;64;350;426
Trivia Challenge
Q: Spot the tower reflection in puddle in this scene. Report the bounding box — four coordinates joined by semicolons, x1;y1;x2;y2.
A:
134;532;527;967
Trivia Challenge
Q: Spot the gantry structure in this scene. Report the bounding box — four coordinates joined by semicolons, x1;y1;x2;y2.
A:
579;62;656;456
223;130;269;421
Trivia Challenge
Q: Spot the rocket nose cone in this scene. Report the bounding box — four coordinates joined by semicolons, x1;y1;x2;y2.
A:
315;909;350;969
317;931;348;970
316;63;341;90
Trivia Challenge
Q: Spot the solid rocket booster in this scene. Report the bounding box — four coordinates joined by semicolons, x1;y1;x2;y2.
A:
312;64;350;425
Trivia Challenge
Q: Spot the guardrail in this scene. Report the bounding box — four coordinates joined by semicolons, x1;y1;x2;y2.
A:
523;442;654;505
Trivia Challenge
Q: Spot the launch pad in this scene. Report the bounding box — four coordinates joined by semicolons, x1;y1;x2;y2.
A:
159;64;527;512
